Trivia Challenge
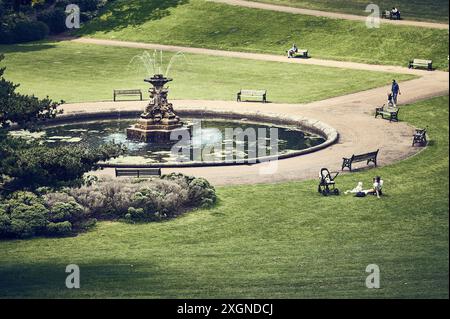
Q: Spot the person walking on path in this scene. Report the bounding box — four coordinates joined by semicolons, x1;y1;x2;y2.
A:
387;92;396;107
392;80;401;105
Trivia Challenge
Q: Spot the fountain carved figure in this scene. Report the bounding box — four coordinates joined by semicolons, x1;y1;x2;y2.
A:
127;74;188;143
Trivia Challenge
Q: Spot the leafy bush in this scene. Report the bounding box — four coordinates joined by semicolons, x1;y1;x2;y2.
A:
76;218;97;232
162;173;217;208
0;0;110;43
1;141;124;191
125;207;146;222
0;17;49;44
13;20;49;42
0;207;11;238
67;174;215;221
47;201;84;223
46;221;72;236
0;174;216;240
42;191;76;207
0;192;49;238
37;8;67;34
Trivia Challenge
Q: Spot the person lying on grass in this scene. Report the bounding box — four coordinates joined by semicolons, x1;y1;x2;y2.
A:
344;182;363;194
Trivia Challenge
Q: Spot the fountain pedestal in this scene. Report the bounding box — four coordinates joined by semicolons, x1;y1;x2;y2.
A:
127;74;189;143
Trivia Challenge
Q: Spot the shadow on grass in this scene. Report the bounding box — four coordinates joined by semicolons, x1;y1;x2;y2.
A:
77;0;189;35
0;260;178;298
0;42;57;55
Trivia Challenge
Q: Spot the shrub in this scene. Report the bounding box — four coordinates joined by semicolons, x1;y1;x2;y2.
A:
0;192;47;238
12;20;49;43
46;221;72;236
9;219;33;238
43;191;77;208
67;187;108;215
67;181;137;217
133;179;188;217
125;207;146;222
0;0;108;42
0;15;18;44
37;8;67;34
2;143;124;191
67;175;215;220
0;174;216;240
162;173;217;208
0;28;15;44
8;205;48;238
76;218;97;232
0;191;49;238
0;208;11;237
48;201;84;223
187;177;217;208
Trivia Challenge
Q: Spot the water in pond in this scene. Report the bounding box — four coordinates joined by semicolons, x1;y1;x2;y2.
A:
10;119;325;165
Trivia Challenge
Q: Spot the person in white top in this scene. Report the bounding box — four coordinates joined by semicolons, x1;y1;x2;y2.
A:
287;44;298;58
391;7;401;19
365;176;384;198
345;181;363;194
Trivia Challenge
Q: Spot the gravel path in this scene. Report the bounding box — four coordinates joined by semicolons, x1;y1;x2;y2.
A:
209;0;449;30
58;37;449;186
63;73;448;186
71;37;439;76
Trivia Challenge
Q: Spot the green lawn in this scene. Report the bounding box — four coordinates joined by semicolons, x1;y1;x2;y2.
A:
253;0;449;23
0;95;448;298
0;41;415;103
76;0;450;69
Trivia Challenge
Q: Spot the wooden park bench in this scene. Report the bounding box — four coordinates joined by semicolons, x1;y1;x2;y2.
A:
408;59;433;71
237;89;267;103
113;89;143;101
342;149;379;171
381;10;391;19
412;127;427;146
375;104;400;122
115;168;161;178
287;49;309;58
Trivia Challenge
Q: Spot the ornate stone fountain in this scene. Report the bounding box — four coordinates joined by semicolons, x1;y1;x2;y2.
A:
127;74;189;143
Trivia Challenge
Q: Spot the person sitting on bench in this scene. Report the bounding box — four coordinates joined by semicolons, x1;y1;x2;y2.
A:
287;44;298;58
365;176;384;199
391;7;401;19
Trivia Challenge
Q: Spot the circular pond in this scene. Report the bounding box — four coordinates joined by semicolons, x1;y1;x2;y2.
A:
10;117;327;166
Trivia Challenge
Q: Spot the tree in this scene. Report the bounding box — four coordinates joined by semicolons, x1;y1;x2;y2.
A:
0;54;124;191
1;138;124;190
0;54;62;129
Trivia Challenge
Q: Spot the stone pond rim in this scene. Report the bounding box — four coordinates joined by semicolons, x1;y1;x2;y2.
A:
38;108;339;169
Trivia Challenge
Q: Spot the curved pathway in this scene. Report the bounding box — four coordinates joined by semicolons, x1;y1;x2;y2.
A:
209;0;449;30
71;37;441;75
60;37;449;186
63;74;448;186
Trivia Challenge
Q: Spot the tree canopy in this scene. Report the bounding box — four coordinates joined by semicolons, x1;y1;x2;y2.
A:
0;53;123;192
0;54;62;128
